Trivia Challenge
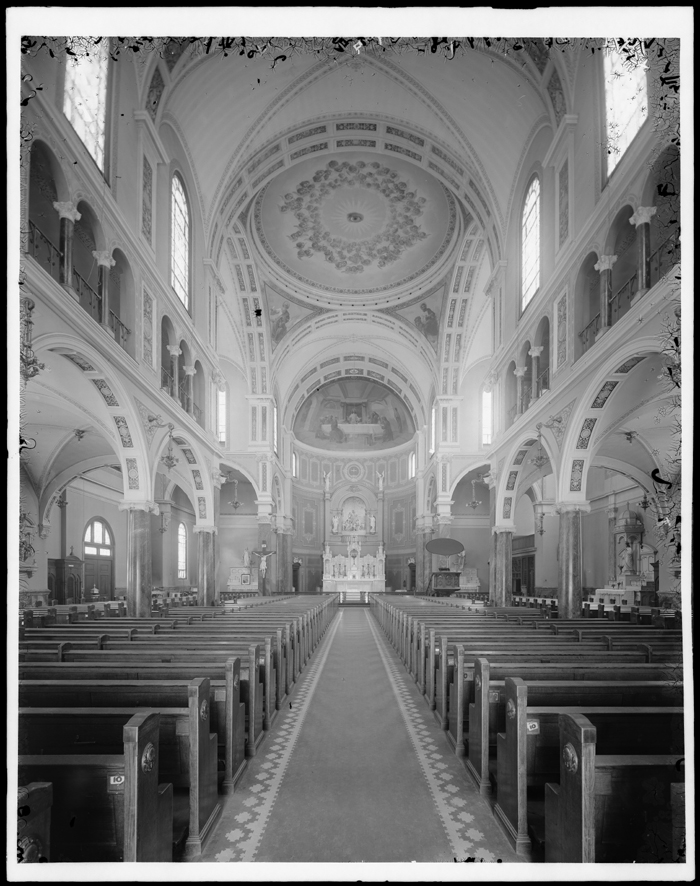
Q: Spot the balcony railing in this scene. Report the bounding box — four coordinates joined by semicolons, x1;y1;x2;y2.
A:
579;313;601;354
108;309;131;350
610;271;638;325
520;383;532;413
161;367;174;394
27;220;61;283
537;366;550;392
650;233;680;286
507;404;517;426
72;269;102;320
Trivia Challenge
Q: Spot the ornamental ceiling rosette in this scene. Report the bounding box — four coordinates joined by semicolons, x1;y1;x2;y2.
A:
252;151;459;305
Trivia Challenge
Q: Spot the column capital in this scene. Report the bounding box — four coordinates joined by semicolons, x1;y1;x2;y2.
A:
167;345;182;358
53;201;81;222
183;364;197;376
594;254;617;273
193;524;218;535
555;500;591;515
528;346;544;358
513;366;527;378
629;205;657;227
483;470;498;489
92;250;116;269
118;499;160;514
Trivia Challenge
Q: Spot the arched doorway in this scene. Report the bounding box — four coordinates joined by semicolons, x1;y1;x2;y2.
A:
82;517;114;601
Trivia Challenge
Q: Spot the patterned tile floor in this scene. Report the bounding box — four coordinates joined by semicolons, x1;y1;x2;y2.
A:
199;608;520;865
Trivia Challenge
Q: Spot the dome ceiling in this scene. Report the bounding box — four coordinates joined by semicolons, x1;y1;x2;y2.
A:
251;151;458;304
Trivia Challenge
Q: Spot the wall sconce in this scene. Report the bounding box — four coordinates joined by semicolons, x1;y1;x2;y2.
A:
536;512;546;536
20;297;44;385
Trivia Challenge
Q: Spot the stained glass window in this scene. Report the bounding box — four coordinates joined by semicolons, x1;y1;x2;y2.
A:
63;40;109;171
521;177;540;310
83;519;112;557
604;44;648;176
171;174;190;308
177;523;187;578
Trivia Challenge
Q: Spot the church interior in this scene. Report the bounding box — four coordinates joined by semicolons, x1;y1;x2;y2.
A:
12;14;690;876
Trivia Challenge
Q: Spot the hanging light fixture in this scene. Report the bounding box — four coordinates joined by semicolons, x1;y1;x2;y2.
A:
20;298;45;386
536;512;546;536
466;475;483;510
226;472;241;509
160;424;179;472
637;491;652;512
529;430;549;469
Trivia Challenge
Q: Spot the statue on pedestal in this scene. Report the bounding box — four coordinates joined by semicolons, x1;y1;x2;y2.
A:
377;471;384;492
243;547;250;567
331;513;339;534
619;541;636;574
369;513;376;534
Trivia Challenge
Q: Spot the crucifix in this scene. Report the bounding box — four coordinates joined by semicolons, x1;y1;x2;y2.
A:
251;541;277;596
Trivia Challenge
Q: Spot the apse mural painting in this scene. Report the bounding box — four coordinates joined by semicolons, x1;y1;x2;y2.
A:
293;379;415;451
264;284;318;350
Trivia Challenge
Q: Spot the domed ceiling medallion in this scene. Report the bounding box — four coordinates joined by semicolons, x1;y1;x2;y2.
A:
252;151;458;303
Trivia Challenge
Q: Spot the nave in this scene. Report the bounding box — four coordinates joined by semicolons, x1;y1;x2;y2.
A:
201;607;517;864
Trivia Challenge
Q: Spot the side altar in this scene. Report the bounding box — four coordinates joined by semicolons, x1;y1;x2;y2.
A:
322;536;385;594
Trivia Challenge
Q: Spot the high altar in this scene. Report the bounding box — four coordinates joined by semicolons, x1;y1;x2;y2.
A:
322;536;385;594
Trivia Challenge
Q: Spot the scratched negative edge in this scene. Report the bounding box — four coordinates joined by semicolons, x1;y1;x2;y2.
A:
213;610;344;863
364;609;499;862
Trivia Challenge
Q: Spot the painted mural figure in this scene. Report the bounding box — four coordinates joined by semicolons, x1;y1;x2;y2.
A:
347;411;361;424
393;407;404;434
380;416;394;442
270;302;291;344
328;416;345;443
414;302;439;345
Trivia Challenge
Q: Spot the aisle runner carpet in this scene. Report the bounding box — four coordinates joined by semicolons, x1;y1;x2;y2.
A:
202;608;518;863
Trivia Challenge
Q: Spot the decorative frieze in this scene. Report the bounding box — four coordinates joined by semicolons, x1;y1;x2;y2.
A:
141;155;152;244
591;380;619;408
91;379;119;406
576;418;597;449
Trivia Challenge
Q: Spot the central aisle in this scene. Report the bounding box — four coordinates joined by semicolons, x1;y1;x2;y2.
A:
202;608;519;864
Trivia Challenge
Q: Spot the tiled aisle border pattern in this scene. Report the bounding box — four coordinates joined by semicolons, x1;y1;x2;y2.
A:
364;609;499;862
213;610;345;862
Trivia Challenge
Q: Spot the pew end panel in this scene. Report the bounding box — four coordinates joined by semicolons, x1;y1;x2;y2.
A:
17;782;52;864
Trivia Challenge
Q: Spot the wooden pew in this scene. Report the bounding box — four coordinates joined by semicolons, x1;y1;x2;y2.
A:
18;711;173;862
20;663;247;796
19;677;220;859
466;657;683;797
20;650;264;759
17;782;52;863
446;656;680;757
544;713;685;862
493;675;684;856
23;641;277;737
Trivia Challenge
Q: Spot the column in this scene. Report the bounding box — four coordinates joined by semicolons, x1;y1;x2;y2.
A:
606;505;618;586
121;503;155;618
514;366;526;415
492;527;513;606
52;201;81;292
92;250;116;329
377;476;385;546
211;472;223;602
529;346;543;402
323;475;331;545
277;526;294;594
629;206;657;300
184;365;196;415
415;516;433;595
557;505;584;620
594;254;617;337
167;346;181;399
195;526;217;606
485;475;497;603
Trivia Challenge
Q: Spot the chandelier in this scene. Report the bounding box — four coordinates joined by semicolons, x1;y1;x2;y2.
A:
637;491;653;512
160;425;179;472
466;475;482;510
227;474;242;509
529;430;549;469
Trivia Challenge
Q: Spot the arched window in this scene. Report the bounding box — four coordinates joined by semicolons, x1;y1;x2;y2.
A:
84;518;112;557
521;176;541;310
171;174;191;309
217;388;227;446
481;389;493;446
63;39;109;171
604;43;648;177
177;522;187;579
